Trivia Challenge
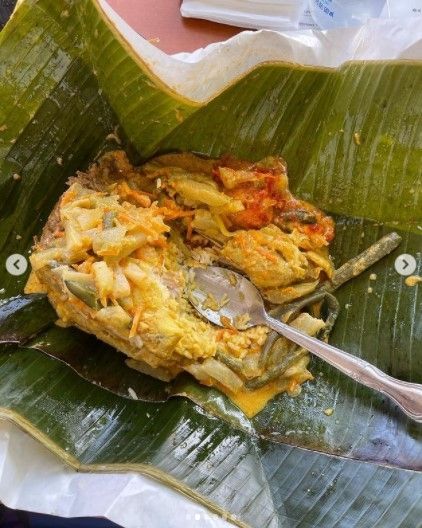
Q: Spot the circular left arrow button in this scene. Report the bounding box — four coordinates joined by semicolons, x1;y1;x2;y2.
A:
5;253;28;276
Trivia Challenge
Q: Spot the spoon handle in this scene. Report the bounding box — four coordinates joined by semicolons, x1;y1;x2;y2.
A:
265;314;422;423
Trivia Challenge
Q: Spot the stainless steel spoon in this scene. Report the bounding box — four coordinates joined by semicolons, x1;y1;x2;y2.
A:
190;266;422;423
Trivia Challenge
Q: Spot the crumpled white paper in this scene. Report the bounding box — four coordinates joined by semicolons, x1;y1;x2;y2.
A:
0;421;232;528
1;2;421;527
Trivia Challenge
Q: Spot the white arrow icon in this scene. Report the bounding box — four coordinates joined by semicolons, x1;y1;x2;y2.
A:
5;253;28;276
394;254;417;277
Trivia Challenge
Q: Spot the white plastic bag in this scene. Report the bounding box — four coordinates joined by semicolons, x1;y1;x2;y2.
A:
181;0;422;31
309;0;385;28
181;0;307;31
380;0;422;18
309;0;422;29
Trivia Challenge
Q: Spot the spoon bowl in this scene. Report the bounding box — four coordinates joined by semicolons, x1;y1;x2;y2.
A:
189;266;422;423
190;266;266;329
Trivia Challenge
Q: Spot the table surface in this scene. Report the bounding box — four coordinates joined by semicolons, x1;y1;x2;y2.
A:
107;0;244;54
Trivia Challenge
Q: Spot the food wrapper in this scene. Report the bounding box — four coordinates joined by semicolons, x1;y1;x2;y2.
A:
0;2;421;526
180;0;422;31
180;0;307;31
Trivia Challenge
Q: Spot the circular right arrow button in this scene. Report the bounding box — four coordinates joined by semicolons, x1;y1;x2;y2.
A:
394;254;417;276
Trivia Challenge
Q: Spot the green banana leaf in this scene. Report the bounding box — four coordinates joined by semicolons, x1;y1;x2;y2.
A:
0;1;421;526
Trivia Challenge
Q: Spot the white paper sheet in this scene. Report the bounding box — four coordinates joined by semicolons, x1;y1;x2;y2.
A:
1;3;421;527
0;420;232;528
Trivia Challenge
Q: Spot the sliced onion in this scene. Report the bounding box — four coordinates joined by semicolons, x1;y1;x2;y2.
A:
112;265;131;299
171;177;231;207
263;280;318;304
92;261;114;306
92;226;127;256
186;358;243;393
94;305;132;329
306;250;334;278
290;312;325;336
29;247;64;271
60;268;93;284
